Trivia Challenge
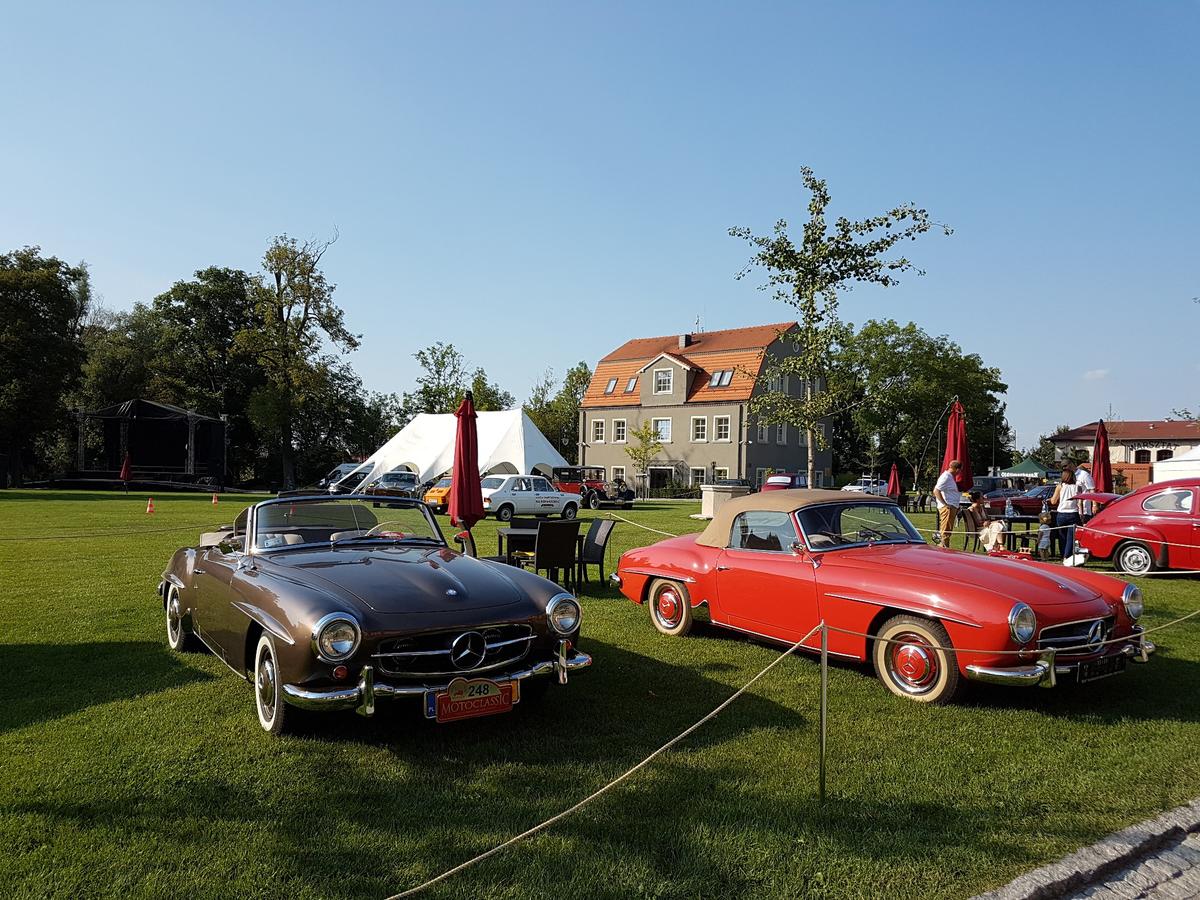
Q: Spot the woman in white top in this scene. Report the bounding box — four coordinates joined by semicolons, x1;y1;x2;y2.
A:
1050;464;1081;561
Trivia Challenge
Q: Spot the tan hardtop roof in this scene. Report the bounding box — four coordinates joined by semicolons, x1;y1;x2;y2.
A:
695;489;897;547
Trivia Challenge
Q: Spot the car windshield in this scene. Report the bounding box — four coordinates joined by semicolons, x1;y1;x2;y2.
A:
480;477;506;490
434;477;451;488
252;498;445;551
1021;485;1047;497
796;502;922;551
385;472;417;484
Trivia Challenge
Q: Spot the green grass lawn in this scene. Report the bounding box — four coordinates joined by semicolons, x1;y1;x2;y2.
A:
2;490;1199;899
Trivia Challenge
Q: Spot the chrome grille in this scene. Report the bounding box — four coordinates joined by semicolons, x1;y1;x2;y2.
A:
373;624;535;677
1037;616;1114;655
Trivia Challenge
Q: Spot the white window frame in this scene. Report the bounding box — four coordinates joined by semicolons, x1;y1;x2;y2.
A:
653;368;673;394
756;467;769;488
776;423;787;445
652;417;672;443
611;465;626;482
757;422;768;443
690;467;706;486
714;415;731;442
813;471;824;488
768;374;782;393
612;418;627;443
690;416;707;443
592;419;605;444
714;467;730;480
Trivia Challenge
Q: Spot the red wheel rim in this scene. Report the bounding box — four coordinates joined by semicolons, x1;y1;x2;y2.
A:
655;588;681;627
887;631;940;694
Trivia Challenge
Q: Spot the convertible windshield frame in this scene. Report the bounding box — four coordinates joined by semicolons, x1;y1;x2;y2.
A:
794;500;925;553
248;495;447;554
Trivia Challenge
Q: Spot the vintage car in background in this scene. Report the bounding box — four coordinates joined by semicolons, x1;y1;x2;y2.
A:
612;490;1153;703
362;469;422;498
841;476;888;496
762;472;809;491
1076;478;1200;575
482;474;579;521
423;476;453;513
985;483;1056;516
552;466;636;509
159;496;591;734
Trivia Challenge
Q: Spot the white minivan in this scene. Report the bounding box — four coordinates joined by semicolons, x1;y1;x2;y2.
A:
481;474;578;521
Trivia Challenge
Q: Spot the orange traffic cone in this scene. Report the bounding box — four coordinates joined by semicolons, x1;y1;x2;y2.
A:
212;493;219;506
146;497;156;514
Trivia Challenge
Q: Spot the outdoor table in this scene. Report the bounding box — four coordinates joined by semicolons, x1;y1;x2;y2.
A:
1002;515;1039;552
497;526;585;566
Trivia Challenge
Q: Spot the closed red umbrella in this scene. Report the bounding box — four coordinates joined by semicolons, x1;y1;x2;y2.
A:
941;400;973;492
1091;419;1112;493
448;391;485;534
886;462;901;500
119;452;132;493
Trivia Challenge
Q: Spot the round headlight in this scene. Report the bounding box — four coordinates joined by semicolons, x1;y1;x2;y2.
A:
547;593;581;635
313;613;360;662
1008;602;1037;645
1122;584;1144;621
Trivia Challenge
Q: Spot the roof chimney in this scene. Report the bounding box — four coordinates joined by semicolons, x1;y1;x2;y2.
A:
678;333;692;349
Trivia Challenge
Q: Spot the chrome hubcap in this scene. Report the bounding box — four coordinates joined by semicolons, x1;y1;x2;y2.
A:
888;632;939;694
167;595;181;642
655;589;681;627
1123;546;1151;573
257;653;276;720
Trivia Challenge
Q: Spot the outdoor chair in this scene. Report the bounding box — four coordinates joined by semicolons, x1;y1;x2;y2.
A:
576;518;616;586
453;528;513;565
513;519;581;590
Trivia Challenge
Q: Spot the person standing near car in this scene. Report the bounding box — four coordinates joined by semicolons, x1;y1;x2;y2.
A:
1074;461;1096;521
1050;464;1081;561
933;460;963;548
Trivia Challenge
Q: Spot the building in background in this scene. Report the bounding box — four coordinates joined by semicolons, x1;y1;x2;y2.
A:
578;322;832;491
1051;420;1200;491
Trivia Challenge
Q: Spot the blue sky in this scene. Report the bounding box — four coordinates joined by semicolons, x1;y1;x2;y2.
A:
4;1;1197;449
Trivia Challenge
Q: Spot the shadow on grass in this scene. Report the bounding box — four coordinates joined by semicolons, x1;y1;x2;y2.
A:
0;640;215;733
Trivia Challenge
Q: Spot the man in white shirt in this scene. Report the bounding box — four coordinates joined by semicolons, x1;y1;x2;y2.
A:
1074;462;1096;520
933;460;963;548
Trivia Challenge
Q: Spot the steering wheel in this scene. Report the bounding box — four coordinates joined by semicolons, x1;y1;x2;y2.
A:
367;525;408;539
857;527;888;541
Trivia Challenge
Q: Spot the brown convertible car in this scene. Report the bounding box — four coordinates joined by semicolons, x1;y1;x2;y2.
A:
159;495;592;734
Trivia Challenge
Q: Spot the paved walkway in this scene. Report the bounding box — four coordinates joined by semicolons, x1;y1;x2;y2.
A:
1064;831;1200;899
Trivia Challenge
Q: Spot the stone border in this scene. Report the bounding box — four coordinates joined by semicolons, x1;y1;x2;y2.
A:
973;797;1200;900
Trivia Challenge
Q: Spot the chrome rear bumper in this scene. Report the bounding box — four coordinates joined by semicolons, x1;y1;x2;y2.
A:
965;634;1156;688
281;641;592;715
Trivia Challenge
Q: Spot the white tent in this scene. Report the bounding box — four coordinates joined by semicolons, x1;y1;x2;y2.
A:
337;408;570;488
1152;445;1200;482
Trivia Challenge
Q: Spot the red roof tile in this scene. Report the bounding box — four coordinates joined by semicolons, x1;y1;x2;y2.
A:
1052;420;1200;443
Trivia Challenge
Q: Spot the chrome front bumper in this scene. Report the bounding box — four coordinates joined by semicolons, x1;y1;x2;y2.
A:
965;633;1156;688
281;641;593;715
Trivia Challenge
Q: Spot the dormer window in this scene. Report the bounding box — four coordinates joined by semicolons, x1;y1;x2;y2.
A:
654;369;673;394
604;377;618;394
625;376;637;392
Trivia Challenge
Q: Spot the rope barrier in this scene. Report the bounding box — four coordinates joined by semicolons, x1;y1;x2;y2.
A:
606;511;684;539
383;622;824;899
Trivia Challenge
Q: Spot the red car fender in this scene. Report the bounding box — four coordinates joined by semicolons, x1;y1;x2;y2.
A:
1078;520;1168;564
616;538;717;607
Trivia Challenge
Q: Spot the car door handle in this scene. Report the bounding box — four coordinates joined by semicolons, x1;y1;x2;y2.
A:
194;568;206;574
715;565;730;571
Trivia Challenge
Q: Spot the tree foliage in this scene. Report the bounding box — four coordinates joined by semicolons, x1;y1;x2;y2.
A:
524;362;591;463
730;167;951;485
625;420;664;482
0;247;91;484
400;343;515;424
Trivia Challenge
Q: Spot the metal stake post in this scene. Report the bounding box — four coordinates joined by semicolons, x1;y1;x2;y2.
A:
819;620;827;804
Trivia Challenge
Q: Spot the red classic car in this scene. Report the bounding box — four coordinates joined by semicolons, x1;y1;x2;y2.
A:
1076;478;1200;575
986;483;1056;516
612;490;1154;703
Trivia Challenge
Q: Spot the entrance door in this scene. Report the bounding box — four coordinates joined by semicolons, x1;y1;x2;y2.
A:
712;510;819;642
648;467;673;491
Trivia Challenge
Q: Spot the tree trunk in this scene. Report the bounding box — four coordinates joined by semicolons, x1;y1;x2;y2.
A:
806;379;816;488
7;446;23;488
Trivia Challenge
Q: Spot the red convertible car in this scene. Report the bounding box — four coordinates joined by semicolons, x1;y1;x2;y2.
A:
1076;478;1200;575
612;490;1154;703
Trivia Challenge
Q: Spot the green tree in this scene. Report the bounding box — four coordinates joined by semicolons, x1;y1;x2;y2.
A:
839;319;1010;486
524;361;591;463
237;234;359;488
1025;425;1071;470
0;247;91;485
468;367;514;411
625;420;664;495
730;167;950;487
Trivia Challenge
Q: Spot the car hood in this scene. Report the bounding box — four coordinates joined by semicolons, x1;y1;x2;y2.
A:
262;546;531;614
823;543;1101;607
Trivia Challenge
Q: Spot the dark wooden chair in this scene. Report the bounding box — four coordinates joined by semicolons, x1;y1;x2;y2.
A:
514;520;581;590
576;519;616;586
453;529;511;565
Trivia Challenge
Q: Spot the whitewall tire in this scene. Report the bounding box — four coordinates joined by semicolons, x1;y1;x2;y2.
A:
253;633;293;736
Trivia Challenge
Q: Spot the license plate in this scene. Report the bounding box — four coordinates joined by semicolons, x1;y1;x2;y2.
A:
1076;655;1127;683
424;677;519;723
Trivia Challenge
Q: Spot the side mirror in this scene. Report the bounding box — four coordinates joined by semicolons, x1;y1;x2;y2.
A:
790;540;807;556
218;536;244;555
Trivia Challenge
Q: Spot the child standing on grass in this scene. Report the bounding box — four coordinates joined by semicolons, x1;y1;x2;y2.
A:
1037;512;1053;560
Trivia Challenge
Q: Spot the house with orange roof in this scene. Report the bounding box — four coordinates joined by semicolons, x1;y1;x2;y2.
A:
1050;420;1200;491
578;322;833;490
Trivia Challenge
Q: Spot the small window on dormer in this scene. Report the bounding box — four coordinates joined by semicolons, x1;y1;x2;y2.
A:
625;376;637;392
604;378;617;394
654;369;672;394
